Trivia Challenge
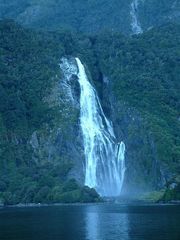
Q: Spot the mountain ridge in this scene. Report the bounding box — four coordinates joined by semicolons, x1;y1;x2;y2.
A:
0;0;179;34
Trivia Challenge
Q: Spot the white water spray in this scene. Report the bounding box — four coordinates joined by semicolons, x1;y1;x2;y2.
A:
76;58;125;197
130;0;143;34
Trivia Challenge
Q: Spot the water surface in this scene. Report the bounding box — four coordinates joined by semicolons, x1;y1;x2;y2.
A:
0;204;180;240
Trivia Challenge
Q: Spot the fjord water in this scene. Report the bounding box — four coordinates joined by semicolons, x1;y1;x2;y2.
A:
0;204;180;240
76;58;125;197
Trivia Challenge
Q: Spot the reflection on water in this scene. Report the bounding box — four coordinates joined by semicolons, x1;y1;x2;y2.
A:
85;205;129;240
0;204;180;240
86;209;99;240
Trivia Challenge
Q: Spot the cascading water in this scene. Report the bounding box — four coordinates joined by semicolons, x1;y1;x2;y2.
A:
75;58;126;197
130;0;143;34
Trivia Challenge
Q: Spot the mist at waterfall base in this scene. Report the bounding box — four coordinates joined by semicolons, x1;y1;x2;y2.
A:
75;58;126;197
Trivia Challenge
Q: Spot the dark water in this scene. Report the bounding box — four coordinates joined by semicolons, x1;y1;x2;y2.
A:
0;204;180;240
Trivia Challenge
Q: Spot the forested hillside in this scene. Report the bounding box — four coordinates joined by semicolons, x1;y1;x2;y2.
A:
0;0;179;34
95;23;180;172
0;19;179;204
0;20;100;205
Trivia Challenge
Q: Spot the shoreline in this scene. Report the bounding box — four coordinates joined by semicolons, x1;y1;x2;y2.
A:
1;200;180;209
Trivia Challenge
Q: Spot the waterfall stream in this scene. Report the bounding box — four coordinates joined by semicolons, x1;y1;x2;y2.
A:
76;58;125;197
130;0;143;34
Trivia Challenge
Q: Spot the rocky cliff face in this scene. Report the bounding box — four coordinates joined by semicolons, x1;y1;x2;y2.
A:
33;56;171;196
29;57;85;185
99;75;167;195
0;0;179;34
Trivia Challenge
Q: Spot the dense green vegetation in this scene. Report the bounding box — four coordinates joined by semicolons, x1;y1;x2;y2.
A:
94;23;180;173
161;183;180;202
0;19;67;171
0;0;179;34
0;19;179;203
0;20;100;205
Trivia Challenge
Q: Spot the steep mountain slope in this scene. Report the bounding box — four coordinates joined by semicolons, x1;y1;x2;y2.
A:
0;20;100;204
93;23;180;194
0;19;179;204
0;0;179;34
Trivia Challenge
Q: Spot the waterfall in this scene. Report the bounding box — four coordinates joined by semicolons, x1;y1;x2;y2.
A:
75;58;126;197
130;0;143;34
